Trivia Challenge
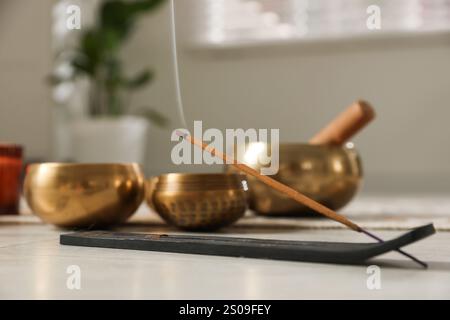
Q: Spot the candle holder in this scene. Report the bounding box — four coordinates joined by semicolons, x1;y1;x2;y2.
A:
0;144;23;215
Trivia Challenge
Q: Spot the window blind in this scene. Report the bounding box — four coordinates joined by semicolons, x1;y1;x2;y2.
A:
189;0;450;46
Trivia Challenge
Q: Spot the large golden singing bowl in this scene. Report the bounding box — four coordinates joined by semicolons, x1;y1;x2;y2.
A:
150;173;248;231
228;143;362;216
24;163;145;228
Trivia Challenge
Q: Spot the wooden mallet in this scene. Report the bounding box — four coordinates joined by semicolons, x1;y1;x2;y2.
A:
310;100;376;145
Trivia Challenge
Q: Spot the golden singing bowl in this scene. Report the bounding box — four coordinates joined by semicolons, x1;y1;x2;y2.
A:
228;143;362;216
24;163;145;228
149;173;248;231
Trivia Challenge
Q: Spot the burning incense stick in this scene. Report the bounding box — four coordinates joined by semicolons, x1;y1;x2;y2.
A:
175;130;428;268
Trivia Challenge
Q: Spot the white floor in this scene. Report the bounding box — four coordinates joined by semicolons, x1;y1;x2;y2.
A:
1;199;450;299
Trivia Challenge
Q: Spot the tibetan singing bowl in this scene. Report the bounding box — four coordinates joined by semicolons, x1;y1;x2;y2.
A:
24;163;145;228
228;143;362;216
149;173;248;231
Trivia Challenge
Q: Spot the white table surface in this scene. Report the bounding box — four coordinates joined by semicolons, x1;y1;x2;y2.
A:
1;198;450;300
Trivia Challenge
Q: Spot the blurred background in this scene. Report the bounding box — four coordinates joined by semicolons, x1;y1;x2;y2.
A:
1;0;450;194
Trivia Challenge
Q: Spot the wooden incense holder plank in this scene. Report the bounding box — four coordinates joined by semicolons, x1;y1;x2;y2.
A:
60;224;435;265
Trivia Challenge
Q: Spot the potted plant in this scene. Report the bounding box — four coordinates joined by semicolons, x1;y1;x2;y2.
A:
51;0;167;165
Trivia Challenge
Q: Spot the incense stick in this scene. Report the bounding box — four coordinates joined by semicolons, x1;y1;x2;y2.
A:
175;131;428;268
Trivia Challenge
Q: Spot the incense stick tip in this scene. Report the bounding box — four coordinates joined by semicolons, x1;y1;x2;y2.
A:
175;129;188;139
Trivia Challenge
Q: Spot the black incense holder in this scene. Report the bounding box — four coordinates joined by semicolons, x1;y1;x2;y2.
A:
60;224;435;266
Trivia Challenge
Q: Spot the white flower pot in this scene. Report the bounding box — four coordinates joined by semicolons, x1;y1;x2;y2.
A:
71;116;149;165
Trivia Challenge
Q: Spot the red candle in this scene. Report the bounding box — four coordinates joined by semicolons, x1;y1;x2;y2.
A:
0;144;23;215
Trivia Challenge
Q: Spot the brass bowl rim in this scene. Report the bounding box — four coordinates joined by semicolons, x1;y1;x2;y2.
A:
246;142;357;150
155;173;246;189
158;172;245;180
27;162;142;170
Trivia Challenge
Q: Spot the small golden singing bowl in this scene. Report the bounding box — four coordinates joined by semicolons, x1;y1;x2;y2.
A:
149;173;248;231
228;143;362;216
24;163;145;228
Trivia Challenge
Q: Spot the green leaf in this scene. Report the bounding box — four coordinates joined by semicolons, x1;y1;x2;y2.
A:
100;0;166;33
104;58;123;88
127;0;166;13
126;70;153;89
80;31;101;62
100;28;122;51
71;54;95;76
100;1;134;38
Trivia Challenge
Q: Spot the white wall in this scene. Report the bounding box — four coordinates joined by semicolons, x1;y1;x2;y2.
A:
1;1;450;194
0;0;53;160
